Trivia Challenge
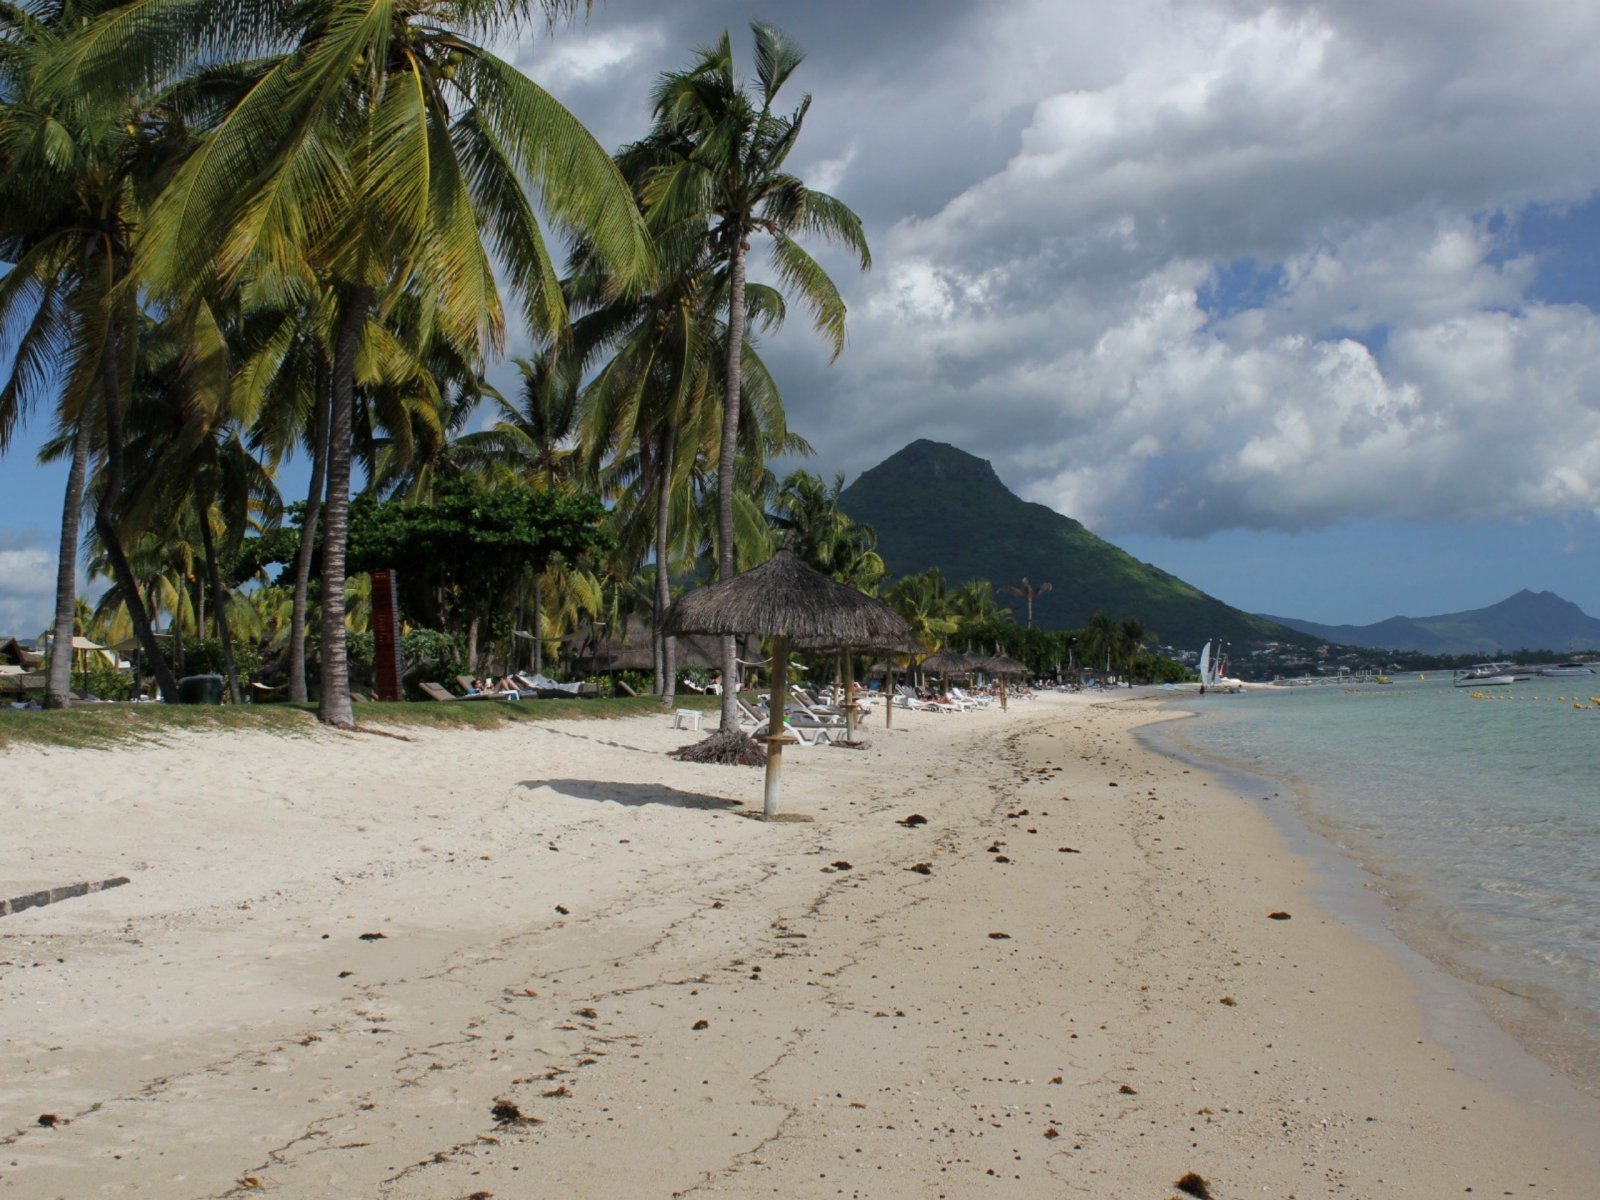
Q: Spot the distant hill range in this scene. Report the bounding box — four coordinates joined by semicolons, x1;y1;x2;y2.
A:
1262;590;1600;655
838;440;1312;649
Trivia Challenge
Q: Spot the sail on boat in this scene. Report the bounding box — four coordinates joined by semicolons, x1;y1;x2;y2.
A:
1197;639;1243;693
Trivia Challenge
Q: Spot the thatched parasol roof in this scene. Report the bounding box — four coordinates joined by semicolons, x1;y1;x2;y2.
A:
663;548;912;645
982;652;1030;677
920;649;972;676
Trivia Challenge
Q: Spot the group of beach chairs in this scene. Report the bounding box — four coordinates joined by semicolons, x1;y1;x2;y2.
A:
727;684;879;745
418;673;598;703
891;681;1032;713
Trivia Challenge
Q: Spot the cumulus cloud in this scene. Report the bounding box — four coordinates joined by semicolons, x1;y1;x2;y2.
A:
493;0;1600;540
0;545;55;637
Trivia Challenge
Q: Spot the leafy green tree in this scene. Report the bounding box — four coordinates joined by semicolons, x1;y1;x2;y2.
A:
346;479;613;658
61;0;653;726
640;21;870;728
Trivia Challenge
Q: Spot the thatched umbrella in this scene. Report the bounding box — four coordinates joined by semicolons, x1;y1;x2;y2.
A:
981;651;1030;710
663;547;912;817
919;648;970;694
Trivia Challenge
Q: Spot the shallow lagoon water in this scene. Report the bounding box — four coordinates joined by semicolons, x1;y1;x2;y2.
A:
1164;675;1600;1090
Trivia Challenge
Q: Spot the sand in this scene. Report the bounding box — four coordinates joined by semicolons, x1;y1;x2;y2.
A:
3;693;1597;1198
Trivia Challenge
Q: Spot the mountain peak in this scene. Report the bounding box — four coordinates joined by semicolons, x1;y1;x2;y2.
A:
859;440;1009;491
840;440;1308;647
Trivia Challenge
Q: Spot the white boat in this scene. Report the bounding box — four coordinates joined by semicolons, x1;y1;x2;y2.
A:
1539;661;1595;677
1454;664;1515;688
1197;640;1243;693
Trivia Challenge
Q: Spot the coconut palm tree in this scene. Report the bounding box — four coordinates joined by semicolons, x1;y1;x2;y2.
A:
114;304;282;702
0;0;198;704
60;0;653;726
770;470;882;591
1004;577;1053;629
639;21;870;729
949;579;1009;631
885;568;958;658
1081;610;1119;677
1118;616;1153;681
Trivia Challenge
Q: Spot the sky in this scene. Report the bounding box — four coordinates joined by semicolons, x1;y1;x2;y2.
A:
5;0;1600;635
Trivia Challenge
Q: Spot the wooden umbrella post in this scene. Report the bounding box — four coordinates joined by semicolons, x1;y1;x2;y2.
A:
843;651;857;741
762;634;793;817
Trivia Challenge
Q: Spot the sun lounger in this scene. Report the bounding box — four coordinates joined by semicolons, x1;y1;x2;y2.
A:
513;672;598;699
420;680;495;702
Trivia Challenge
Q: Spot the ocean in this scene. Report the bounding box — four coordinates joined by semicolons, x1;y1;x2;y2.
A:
1154;674;1600;1093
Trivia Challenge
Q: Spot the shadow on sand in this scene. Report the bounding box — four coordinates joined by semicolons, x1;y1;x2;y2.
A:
521;778;743;811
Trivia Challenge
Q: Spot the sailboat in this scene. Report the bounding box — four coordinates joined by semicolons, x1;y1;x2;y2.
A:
1197;640;1243;694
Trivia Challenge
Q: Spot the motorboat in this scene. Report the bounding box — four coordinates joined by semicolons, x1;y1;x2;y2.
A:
1539;661;1595;677
1454;664;1515;688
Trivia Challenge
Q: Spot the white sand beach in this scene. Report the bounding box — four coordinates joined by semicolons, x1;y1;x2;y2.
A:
3;694;1597;1198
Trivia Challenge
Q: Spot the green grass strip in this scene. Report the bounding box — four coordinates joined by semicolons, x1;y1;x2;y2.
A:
0;694;719;753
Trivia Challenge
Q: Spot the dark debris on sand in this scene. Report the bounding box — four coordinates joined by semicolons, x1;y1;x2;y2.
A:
670;730;767;767
490;1098;541;1127
1175;1170;1214;1198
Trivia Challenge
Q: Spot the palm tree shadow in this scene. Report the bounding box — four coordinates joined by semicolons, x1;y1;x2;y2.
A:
521;779;743;811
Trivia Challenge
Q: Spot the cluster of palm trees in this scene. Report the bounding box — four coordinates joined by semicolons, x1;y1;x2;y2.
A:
2;5;868;727
877;568;1161;681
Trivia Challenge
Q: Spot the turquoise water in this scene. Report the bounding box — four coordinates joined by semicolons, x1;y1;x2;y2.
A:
1165;676;1600;1088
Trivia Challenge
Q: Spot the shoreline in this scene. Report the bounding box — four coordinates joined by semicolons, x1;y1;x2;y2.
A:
4;694;1597;1197
1144;693;1600;1103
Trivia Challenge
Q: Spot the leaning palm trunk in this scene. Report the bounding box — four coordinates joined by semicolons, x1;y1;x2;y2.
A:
94;340;179;701
44;411;96;709
196;497;241;704
288;380;331;703
715;241;749;729
531;579;543;675
317;287;373;730
655;424;677;704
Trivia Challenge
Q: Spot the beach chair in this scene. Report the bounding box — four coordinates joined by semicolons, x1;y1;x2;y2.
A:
736;698;770;734
894;683;939;711
421;680;495;702
787;689;846;726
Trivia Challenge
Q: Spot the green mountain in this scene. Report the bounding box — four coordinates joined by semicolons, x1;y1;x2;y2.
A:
838;439;1310;649
1263;589;1600;654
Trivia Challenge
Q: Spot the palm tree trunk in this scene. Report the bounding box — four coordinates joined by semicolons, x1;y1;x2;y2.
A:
196;496;242;704
655;424;677;705
531;579;543;675
289;371;331;703
93;337;179;701
716;240;748;731
44;409;96;709
317;286;373;729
